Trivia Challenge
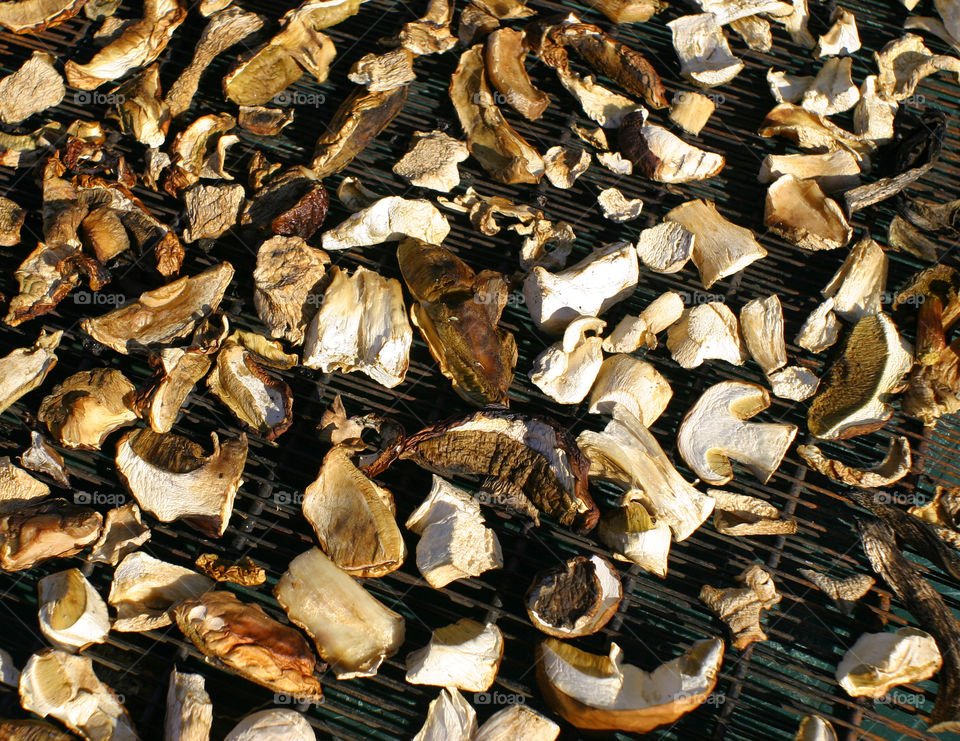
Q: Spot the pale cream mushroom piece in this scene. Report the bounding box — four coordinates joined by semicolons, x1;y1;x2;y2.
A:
758;150;862;193
667;14;744;87
405;619;504;691
554;68;642;128
321;196;450;250
475;704;560;741
729;14;773;52
602;291;685;353
87;502;151;566
795;298;842;353
758;103;874;158
767;366;821;401
598;151;633;174
815;9;861;56
853;75;897;143
801;57;860;116
597;500;672;577
525;555;622;638
543;146;591;189
348;48;416;92
875;33;960;101
709;489;797;536
37;568;110;652
412;688;477;741
393;130;469;192
836;628;942;698
666;302;745;369
700;564;781;649
764;174;852;251
693;0;793;24
38;369;138;451
797;436;911;487
589;355;672;424
821;237;888;322
619;115;726;183
740;295;787;375
165;669;212;741
109;551;213;632
19;431;69;487
529;316;606;404
0;647;18;687
777;0;816;47
669;91;716;135
0;52;64;125
597;188;644;222
0;457;49;513
635;221;696;274
224;709;316;741
767;68;814;104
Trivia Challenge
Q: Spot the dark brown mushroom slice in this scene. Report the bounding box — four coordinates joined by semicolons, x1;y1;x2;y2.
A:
0;499;102;572
238;105;294;136
893;264;960;366
484;27;549;120
525;555;622;638
0;0;86;33
242;167;329;240
79;206;130;263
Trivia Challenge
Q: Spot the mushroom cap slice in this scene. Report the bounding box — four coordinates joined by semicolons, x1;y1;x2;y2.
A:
475;704;560;741
619;113;725;184
821;237;887;322
795;715;838;741
165;669;212;741
0;0;85;32
530;316;605;404
87;502;150;566
764;174;852;251
0;329;61;416
666;302;745;369
679;381;797;485
0;51;65;125
815;9;860;56
0;456;50;513
526;555;622;638
485;27;550;120
536;637;724;732
109;551;213;632
668;13;743;87
801;57;860;116
405;619;504;692
348;47;416;92
38;568;110;652
836;627;942;698
589;354;672;425
38;369;138;450
224;709;316;741
0;500;102;572
253;236;329;346
758;151;862;193
20;430;69;487
393;130;469;192
320;196;450;251
597;500;672;576
635;221;695;275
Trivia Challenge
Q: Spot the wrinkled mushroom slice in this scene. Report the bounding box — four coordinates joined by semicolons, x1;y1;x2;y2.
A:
729;14;772;51
0;195;24;246
311;85;408;177
709;489;796;536
0;329;61;415
115;428;247;537
799;568;874;612
0;719;73;739
406;619;504;692
578;406;715;541
275;547;404;679
815;9;860;56
0;52;64;125
526;555;622;638
555;68;642;128
38;568;110;652
876;34;960;101
523;242;639;334
837;628;942;698
87;502;150;566
485;27;550;120
679;381;797;485
854;75;897;143
413;688;477;741
38;369;137;451
598;500;672;577
903;336;960;425
238;106;294;136
476;704;560;741
224;709;316;741
666;302;745;369
182;183;245;243
767;69;814;104
450;45;543;184
700;564;781;649
759;103;873;157
165;669;212;741
693;0;792;24
173;590;325;701
740;295;787;375
194;553;265;586
79;206;129;264
764;175;852;251
302;266;412;388
619;112;725;183
0;457;49;512
253;236;329;346
583;0;664;21
112;64;169;148
65;0;187;90
668;14;744;87
635;223;695;276
798;436;911;487
801;57;860;116
536;638;724;733
530;316;605;405
822;237;886;322
597;188;644;223
459;2;499;45
768;366;820;401
109;551;212;632
665;199;767;289
0;499;101;572
348;48;415;93
758;151;861;193
543;146;590;189
399;0;457;55
162;112;238;195
321;196;449;250
241;166;330;240
796;299;842;353
670;91;715;135
19;649;137;741
589;354;672;425
795;715;838;741
0;0;85;32
82;262;234;354
19;431;69;487
911;485;960;529
393;130;469;192
3;243;85;328
808;313;912;439
405;475;503;588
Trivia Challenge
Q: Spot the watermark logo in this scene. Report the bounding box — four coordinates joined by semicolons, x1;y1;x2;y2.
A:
702;693;727;706
677;291;724;306
901;94;926;107
273;490;303;506
272;91;325;107
74;292;125;307
879;291;925;307
74;91;125;106
475;291;525;307
674;90;725;106
874;690;926;706
473;691;525;706
472;90;524;108
875;491;925;506
74;490;127;506
273;692;320;707
476;491;514;507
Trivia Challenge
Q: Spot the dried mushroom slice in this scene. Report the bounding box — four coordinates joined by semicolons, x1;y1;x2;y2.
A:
710;489;797;536
669;91;715;135
903;336;960;425
242;166;330;240
393;130;470;192
238;106;294;136
759;103;873;157
109;551;213;632
635;224;695;275
0;499;102;572
0;719;73;739
668;13;744;87
4;243;91;327
485;27;550;120
700;564;781;649
115;428;247;537
253;236;329;346
275;548;404;680
740;295;787;375
597;501;672;577
0;329;62;415
764;175;851;251
173;590;325;702
553;68;642;128
801;57;860;116
798;436;911;487
758;151;861;193
161;113;237;196
837;628;942;698
165;669;212;741
911;486;960;529
321;196;449;250
583;0;664;22
854;75;897;143
597;188;643;222
0;195;24;246
20;431;69;487
87;502;150;566
38;369;138;450
413;688;477;741
348;48;416;92
798;568;873;614
876;34;960;101
225;709;316;741
111;64;170;148
526;555;622;638
399;0;457;55
194;554;265;586
768;366;820;401
406;619;504;692
821;237;887;321
619;111;725;183
182;183;245;243
0;52;64;125
666;302;745;369
796;299;841;353
815;9;860;56
37;568;110;652
795;716;838;741
0;0;85;32
530;316;605;405
0;457;49;512
536;638;724;733
543;146;591;189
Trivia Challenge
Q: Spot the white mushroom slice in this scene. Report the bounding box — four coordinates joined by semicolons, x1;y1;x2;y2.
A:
393;130;469;192
0;647;18;687
667;14;744;87
523;242;639;334
413;688;477;741
815;9;860;57
554;68;642;127
710;489;796;536
836;628;942;698
669;91;715;135
764;175;852;251
767;69;814;103
796;298;842;353
821;237;887;321
348;48;416;92
801;57;860;116
0;457;49;513
694;0;792;24
589;355;672;425
543;146;591;189
0;52;64;125
797;436;911;487
38;569;110;652
536;638;724;733
19;649;137;741
405;619;503;692
302;446;405;577
224;710;315;741
19;431;69;487
597;188;643;222
795;715;838;741
87;502;151;566
530;316;605;404
664;199;767;289
768;366;820;401
165;669;212;741
777;0;815;48
275;547;405;679
405;475;502;588
635;223;695;275
515;218;576;271
115;429;247;537
0;329;61;415
853;75;897;143
476;704;560;741
577;406;715;541
320;196;450;251
526;555;622;638
666;302;745;369
109;552;213;632
758;151;861;193
759;103;874;158
181;183;245;243
876;34;960;101
598;500;672;577
740;295;787;375
302;266;412;388
622;119;725;183
679;382;797;485
597;151;633;174
700;565;781;649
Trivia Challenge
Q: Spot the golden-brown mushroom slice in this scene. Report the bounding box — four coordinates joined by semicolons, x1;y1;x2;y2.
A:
764;174;852;251
669;91;715;135
0;0;85;33
79;206;129;264
38;369;138;450
710;489;797;536
238;106;294;136
798;568;873;614
903;337;960;425
165;669;212;741
876;34;960;101
543;146;590;189
836;628;942;698
109;551;213;631
0;499;102;571
759;103;874;157
173;590;325;702
87;502;150;566
525;555;622;638
406;619;504;692
0;52;64;125
3;243;101;328
242;166;330;240
0;456;50;512
400;0;457;54
194;553;265;586
0;329;61;415
19;431;69;487
476;705;560;741
0;719;76;739
348;48;416;92
0;195;24;246
758;151;862;193
798;436;911;487
700;564;781;649
485;28;550;120
161;113;237;196
111;64;170;148
253;236;329;346
182;183;245;243
584;0;665;22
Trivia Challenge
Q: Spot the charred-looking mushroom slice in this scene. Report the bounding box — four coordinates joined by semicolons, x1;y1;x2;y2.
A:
798;436;911;488
450;45;544;184
0;52;64;125
20;431;69;487
588;354;672;425
700;564;781;649
238;106;294;136
399;0;457;55
413;688;477;741
181;183;245;243
758;151;862;193
109;551;212;631
348;48;416;92
116;428;247;537
87;503;150;566
801;57;859;116
485;28;550;120
837;628;942;698
225;709;316;741
173;590;325;702
598;501;672;577
393;130;470;192
604;291;685;353
758;103;874;157
405;475;503;588
619;111;725;183
798;568;873;614
577;406;715;540
678;382;797;485
0;329;61;415
876;34;960;101
815;9;860;56
38;369;138;450
37;568;110;652
0;457;49;512
406;619;504;691
311;85;408;177
764;175;852;251
536;637;724;733
302;266;412;388
165;669;212;741
275;548;404;679
0;499;102;572
808;313;912;439
526;555;622;638
302;446;405;577
253;236;329;346
321;196;449;250
195;553;265;586
476;705;560;741
530;316;605;405
523;242;639;334
65;0;187;90
82;262;234;354
740;295;787;375
795;715;838;741
668;14;744;87
666;302;745;369
710;489;797;536
19;649;137;741
665;199;767;289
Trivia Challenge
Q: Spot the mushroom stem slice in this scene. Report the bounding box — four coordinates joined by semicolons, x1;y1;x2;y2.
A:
109;551;213;632
0;500;102;572
530;316;605;404
740;295;787;375
764;175;852;251
165;669;212;741
768;366;820;401
710;489;796;536
589;354;672;425
0;329;62;416
836;628;942;698
38;569;110;652
700;564;781;649
405;619;504;692
798;436;911;487
485;27;550;120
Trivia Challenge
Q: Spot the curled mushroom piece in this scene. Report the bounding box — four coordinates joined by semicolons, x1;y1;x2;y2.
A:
799;568;874;614
759;103;874;157
112;64;169;149
815;9;860;56
801;57;860;116
0;52;64;125
0;329;62;415
798;437;911;487
619;112;725;184
194;554;265;587
224;709;316;741
764;175;852;251
321;196;449;251
530;316;605;404
597;188;644;223
399;0;457;54
19;431;69;487
241;166;330;241
165;669;212;741
589;355;672;425
822;237;887;322
667;302;745;369
38;369;137;451
0;500;102;572
876;34;960;101
700;564;781;649
536;637;725;733
668;13;744;87
0;457;49;512
554;68;642;128
603;292;685;353
598;501;672;577
526;555;622;638
393;130;470;192
109;552;212;633
485;27;550;120
87;502;150;566
413;688;477;741
795;716;838;741
543;146;591;189
711;490;796;536
0;0;86;32
796;299;842;353
406;619;503;692
758;151;862;193
38;569;110;652
837;628;942;698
